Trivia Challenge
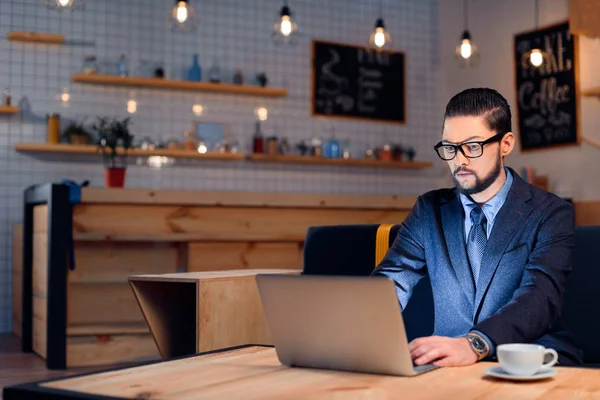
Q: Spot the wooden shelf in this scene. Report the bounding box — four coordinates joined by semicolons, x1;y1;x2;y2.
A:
581;87;600;97
247;153;433;169
0;105;19;115
14;143;432;170
14;143;245;161
7;31;64;44
71;73;288;97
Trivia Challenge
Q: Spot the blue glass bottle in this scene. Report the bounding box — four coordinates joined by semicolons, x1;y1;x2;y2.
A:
325;137;340;158
188;54;202;82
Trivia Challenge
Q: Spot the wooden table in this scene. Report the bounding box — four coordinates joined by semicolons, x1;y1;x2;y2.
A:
4;345;600;400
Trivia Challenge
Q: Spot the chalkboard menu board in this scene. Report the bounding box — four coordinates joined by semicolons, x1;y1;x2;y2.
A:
514;21;579;151
312;40;406;123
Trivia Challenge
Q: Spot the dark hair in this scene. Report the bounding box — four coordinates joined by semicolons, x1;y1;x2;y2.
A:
443;88;512;135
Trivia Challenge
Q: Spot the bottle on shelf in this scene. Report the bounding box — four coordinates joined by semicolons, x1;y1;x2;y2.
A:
118;54;128;77
188;54;202;82
252;121;264;153
47;113;60;144
3;88;10;105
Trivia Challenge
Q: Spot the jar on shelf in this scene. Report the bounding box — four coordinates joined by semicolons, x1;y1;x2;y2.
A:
183;131;198;151
82;56;97;74
47;113;60;144
266;137;278;155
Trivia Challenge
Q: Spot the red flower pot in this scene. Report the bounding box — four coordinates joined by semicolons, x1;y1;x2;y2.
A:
105;168;126;188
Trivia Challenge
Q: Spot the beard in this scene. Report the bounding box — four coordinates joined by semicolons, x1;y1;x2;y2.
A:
452;150;502;195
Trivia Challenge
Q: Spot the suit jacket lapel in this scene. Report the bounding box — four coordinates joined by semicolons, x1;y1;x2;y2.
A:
473;173;533;320
441;192;476;304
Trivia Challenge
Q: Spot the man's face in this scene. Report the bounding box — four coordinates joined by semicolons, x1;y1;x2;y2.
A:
441;116;503;196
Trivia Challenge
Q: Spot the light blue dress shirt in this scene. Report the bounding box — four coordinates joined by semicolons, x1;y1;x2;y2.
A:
458;167;513;357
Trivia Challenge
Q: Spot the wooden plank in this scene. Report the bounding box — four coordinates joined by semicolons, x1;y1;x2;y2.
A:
32;233;48;297
188;242;303;272
6;31;65;44
198;275;273;352
66;334;159;368
32;296;47;359
0;105;19;114
67;283;144;325
72;204;409;242
575;201;600;226
248;153;432;169
72;73;288;97
68;242;178;284
41;346;600;399
130;269;300;283
14;143;244;161
12;224;23;338
569;0;600;38
33;205;48;233
67;323;150;336
78;188;417;210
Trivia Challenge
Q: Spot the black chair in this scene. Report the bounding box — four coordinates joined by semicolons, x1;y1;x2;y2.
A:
302;224;434;342
563;226;600;367
303;224;600;367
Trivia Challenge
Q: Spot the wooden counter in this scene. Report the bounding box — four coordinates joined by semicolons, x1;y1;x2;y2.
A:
5;345;600;399
19;184;416;369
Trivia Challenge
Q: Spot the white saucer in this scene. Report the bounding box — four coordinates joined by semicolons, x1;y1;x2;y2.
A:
485;366;557;381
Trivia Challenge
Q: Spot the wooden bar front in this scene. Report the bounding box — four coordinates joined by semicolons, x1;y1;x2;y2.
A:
4;345;600;399
18;185;416;368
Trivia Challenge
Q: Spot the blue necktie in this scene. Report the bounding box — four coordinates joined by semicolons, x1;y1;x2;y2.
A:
467;206;487;288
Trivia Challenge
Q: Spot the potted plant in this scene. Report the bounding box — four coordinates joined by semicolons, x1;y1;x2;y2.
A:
94;117;134;188
62;118;92;145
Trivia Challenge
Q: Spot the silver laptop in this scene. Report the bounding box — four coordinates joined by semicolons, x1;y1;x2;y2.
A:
256;274;439;376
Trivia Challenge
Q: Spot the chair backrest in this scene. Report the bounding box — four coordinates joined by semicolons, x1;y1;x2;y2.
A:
302;224;434;342
563;226;600;364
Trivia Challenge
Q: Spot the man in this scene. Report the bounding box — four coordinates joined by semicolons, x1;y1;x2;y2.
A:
372;88;582;367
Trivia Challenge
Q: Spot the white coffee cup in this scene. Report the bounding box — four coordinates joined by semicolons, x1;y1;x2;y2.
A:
497;344;558;376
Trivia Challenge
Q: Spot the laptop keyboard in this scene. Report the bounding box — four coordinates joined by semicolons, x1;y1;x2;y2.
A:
413;363;439;375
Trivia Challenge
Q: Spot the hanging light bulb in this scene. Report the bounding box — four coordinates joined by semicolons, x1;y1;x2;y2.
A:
529;49;544;67
168;0;199;33
455;0;480;67
45;0;84;11
527;0;546;68
272;1;299;46
369;1;392;50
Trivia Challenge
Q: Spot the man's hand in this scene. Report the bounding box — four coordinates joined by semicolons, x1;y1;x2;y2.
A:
409;336;478;367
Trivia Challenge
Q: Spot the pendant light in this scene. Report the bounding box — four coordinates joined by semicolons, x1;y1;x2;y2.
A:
272;0;299;46
45;0;84;11
529;0;545;67
168;0;199;33
455;0;480;67
369;0;392;49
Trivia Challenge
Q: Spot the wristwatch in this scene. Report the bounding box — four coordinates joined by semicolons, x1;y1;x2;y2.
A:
465;332;490;361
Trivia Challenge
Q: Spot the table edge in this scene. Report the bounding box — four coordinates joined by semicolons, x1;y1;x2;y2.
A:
2;344;274;400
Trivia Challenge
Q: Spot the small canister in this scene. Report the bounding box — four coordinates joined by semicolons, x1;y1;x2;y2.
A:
47;113;60;144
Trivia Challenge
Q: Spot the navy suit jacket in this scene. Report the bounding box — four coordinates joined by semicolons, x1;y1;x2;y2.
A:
373;168;583;365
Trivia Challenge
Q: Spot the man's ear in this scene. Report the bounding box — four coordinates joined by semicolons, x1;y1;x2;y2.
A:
501;132;515;156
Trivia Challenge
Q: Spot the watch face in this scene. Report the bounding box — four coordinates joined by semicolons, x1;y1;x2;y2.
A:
472;337;486;351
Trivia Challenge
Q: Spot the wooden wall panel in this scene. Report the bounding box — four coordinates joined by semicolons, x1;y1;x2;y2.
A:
188;242;303;272
12;224;22;337
66;334;159;367
69;242;179;284
72;204;409;241
67;283;144;325
32;296;47;359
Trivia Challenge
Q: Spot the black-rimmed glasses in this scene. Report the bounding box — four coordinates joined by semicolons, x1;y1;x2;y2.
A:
433;132;506;161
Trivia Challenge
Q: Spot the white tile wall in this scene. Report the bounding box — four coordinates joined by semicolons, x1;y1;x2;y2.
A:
439;0;600;199
0;0;444;332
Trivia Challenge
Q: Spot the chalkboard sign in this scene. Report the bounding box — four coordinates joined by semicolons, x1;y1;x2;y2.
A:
311;40;406;123
514;21;579;151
